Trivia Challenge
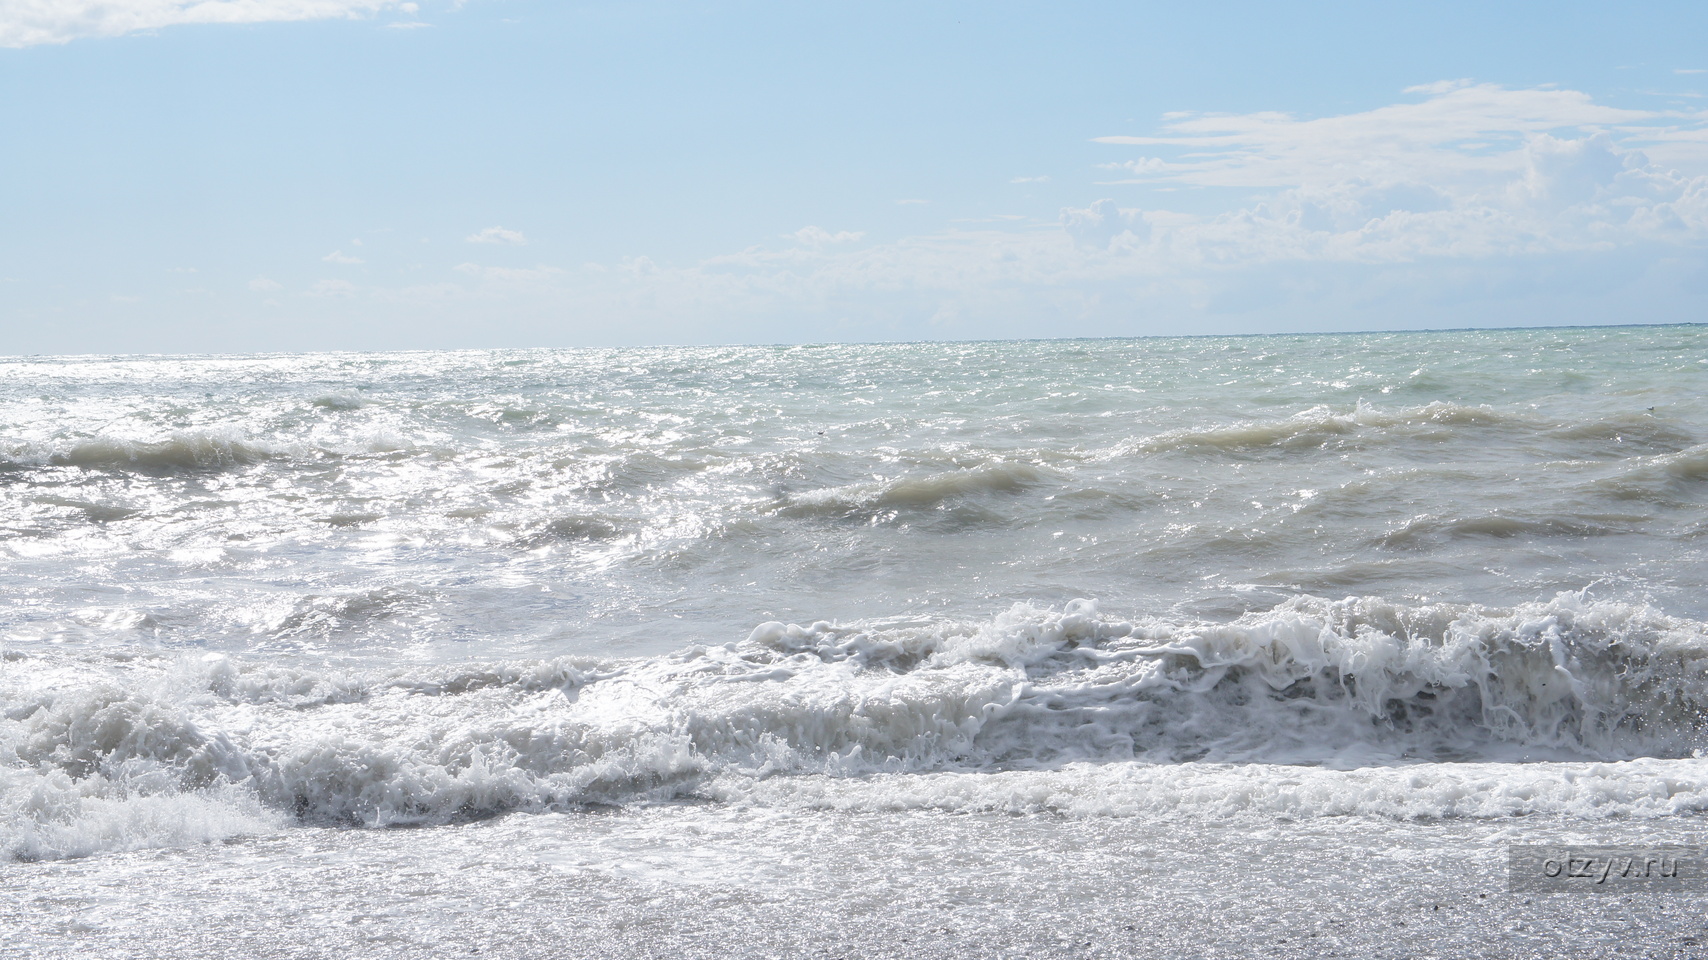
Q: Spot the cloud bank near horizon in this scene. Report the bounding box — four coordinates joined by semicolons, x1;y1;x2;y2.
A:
295;81;1708;339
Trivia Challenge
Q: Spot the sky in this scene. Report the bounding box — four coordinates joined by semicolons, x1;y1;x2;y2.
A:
2;1;1707;355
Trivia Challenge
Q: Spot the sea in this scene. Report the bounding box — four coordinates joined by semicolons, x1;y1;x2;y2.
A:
4;325;1708;958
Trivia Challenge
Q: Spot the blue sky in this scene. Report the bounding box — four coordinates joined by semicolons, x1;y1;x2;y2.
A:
3;1;1707;354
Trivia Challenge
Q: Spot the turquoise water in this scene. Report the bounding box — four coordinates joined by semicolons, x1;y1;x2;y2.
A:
4;325;1705;659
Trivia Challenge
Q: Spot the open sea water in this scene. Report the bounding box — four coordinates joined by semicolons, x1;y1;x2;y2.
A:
4;325;1708;957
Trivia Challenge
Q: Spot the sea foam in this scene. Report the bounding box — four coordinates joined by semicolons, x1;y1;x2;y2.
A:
6;593;1708;859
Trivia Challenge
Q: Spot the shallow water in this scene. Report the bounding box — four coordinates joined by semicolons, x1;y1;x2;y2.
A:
4;326;1708;955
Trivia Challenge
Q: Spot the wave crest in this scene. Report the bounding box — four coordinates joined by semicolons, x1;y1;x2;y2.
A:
6;593;1708;858
774;461;1047;522
1124;401;1516;456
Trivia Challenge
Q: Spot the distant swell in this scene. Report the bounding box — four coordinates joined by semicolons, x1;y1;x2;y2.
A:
7;593;1708;858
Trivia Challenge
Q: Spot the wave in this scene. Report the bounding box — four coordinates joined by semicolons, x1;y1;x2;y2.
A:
1592;443;1708;502
311;392;366;411
1123;401;1521;456
0;430;466;476
514;515;629;546
0;768;284;862
774;461;1048;522
27;495;145;524
1375;514;1630;548
1544;412;1698;456
5;593;1708;859
265;585;439;640
4;436;290;473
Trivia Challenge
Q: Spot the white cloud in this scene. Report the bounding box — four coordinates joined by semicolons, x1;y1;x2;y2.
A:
322;250;363;264
490;82;1708;339
306;278;356;297
248;276;282;292
1060;199;1147;248
620;255;659;277
789;225;864;246
466;226;527;245
1065;81;1708;265
1091;81;1679;189
1010;176;1051;184
453;262;562;282
248;81;1708;343
1097;157;1171;178
0;0;417;48
369;281;462;304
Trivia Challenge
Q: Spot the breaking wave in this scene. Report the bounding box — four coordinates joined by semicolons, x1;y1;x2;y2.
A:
7;593;1708;859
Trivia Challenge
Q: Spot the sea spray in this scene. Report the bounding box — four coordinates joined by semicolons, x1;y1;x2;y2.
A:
6;594;1708;858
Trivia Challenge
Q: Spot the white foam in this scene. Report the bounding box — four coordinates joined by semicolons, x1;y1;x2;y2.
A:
704;758;1708;821
5;593;1708;860
0;766;283;861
